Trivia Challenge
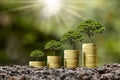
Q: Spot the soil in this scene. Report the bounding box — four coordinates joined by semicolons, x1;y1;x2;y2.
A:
0;64;120;80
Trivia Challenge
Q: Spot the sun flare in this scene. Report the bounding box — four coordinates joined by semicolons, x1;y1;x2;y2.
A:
4;0;98;35
39;0;62;17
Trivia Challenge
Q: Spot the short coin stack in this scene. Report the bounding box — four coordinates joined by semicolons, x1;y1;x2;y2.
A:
29;61;44;68
82;43;97;68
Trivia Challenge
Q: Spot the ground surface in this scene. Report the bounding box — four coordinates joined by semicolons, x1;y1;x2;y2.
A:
0;64;120;80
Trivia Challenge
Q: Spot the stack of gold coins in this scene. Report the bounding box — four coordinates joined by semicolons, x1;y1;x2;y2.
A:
29;61;44;68
82;43;97;68
47;56;61;68
64;50;79;68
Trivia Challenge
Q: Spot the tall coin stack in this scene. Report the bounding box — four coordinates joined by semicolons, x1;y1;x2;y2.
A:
82;43;97;68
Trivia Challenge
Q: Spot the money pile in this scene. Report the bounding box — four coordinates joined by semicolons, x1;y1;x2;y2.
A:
64;50;79;68
29;61;44;68
82;43;97;68
47;56;61;68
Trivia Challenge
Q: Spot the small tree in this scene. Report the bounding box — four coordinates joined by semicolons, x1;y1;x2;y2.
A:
30;50;44;61
44;40;63;56
61;30;84;49
77;19;105;42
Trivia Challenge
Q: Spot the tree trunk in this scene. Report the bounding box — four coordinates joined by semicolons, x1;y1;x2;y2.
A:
70;41;76;50
87;32;92;42
53;50;56;56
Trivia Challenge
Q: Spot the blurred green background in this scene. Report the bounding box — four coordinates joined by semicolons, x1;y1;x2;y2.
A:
0;0;120;66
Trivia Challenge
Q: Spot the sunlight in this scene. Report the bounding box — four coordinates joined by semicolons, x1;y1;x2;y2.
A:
5;0;101;35
39;0;62;17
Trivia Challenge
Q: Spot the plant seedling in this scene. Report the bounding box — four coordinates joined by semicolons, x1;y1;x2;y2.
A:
78;19;105;42
44;40;63;56
30;50;44;61
61;30;84;49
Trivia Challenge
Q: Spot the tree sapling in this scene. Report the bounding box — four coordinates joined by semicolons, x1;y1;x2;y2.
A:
44;40;63;56
61;30;84;49
77;19;105;42
30;50;44;61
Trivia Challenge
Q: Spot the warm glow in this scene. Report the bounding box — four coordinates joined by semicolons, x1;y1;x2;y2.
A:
9;0;99;35
39;0;62;17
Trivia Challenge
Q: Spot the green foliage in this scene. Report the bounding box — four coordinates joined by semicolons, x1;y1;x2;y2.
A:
44;40;63;55
30;50;44;61
78;19;105;41
61;31;84;42
61;30;84;49
44;40;63;50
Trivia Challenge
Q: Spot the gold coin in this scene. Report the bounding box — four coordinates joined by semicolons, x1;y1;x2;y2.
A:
82;43;96;51
82;43;96;48
83;48;96;51
84;58;96;62
85;55;96;58
85;57;96;62
84;53;96;56
47;56;61;63
64;58;78;64
65;64;78;68
85;61;97;64
64;50;79;58
64;58;79;68
84;50;96;54
48;63;61;68
83;49;96;52
29;61;44;68
84;64;97;68
84;56;97;64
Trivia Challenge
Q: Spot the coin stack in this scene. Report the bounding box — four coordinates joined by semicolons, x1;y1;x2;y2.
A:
47;56;61;68
82;43;97;68
64;50;79;68
29;61;44;68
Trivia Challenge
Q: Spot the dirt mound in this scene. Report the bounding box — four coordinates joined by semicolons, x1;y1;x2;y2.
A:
0;64;120;80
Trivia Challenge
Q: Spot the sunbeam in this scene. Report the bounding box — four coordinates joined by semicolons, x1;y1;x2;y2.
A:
39;0;62;17
11;4;40;11
3;0;99;36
